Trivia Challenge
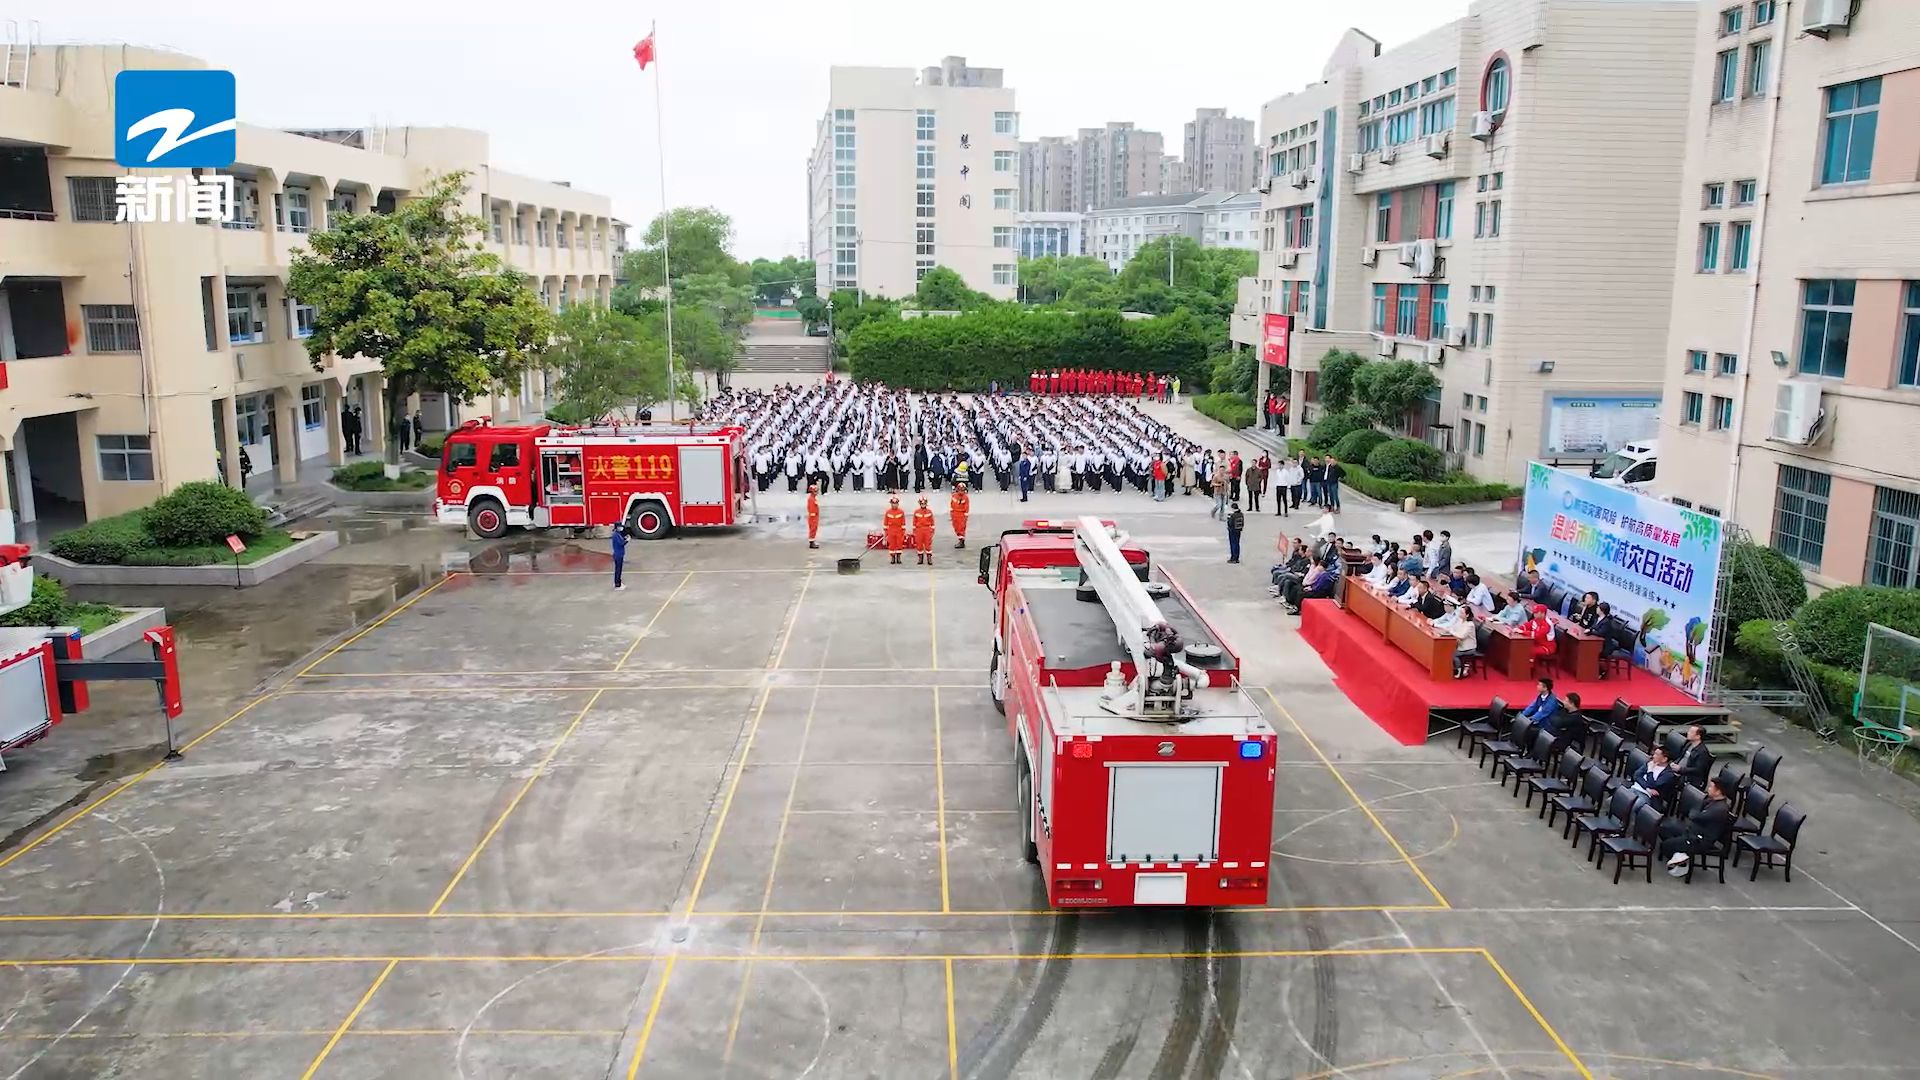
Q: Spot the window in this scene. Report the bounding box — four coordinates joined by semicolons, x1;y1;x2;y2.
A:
1901;282;1920;388
992;226;1012;248
1419;97;1455;136
227;286;263;344
1746;41;1770;97
916;146;935;180
1477;395;1488;412
1491;172;1504;191
993;151;1015;173
1468;312;1481;346
1484;57;1510;115
1681;391;1704;425
992;264;1015;286
1772;465;1831;568
915;222;935;257
284;190;311;232
1442;68;1457;88
994;111;1016;135
1395;284;1417;337
1462;392;1474;409
1435;181;1454;239
1820;78;1880;186
1752;0;1775;24
1734;179;1756;206
1475;202;1487;238
1716;352;1739;376
1476;174;1488;193
97;435;155;482
1389;88;1402;106
1372;284;1388;332
300;384;324;430
915;109;935;140
490;207;505;242
1798;279;1854;378
916;183;935;218
1728;221;1752;271
69;177;118;222
1719;6;1742;34
1423;77;1437;95
511;215;525;244
1488;199;1501;237
82;304;141;353
1470;285;1482;302
1703;183;1725;209
1687;349;1708;373
1376;193;1391;243
1868;486;1920;587
1359;121;1382;152
915;260;934;282
1710;395;1735;430
1713;50;1738;104
1431;285;1449;340
1482;313;1495;347
1299;203;1314;247
992;188;1013;210
1485;285;1496;301
1387;110;1417;145
1697;223;1721;272
489;443;520;471
291;301;316;338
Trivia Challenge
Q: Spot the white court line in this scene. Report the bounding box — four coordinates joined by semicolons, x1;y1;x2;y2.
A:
1804;871;1920;956
1431;904;1859;915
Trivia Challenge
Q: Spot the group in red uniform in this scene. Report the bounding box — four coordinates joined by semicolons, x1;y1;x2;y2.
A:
1027;369;1172;401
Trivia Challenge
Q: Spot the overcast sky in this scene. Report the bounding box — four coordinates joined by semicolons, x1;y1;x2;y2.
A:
21;0;1471;259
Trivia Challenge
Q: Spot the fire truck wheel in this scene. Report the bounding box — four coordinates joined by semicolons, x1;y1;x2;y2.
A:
989;644;1007;716
470;498;509;539
1017;757;1039;864
628;504;672;540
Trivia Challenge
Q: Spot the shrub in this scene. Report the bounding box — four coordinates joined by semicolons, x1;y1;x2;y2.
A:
1788;585;1920;673
1307;409;1374;450
1330;428;1391;464
1732;617;1875;721
0;575;69;627
49;513;151;565
1192;392;1255;430
1721;541;1809;629
541;399;596;425
416;433;446;457
141;481;267;547
1364;438;1445;482
332;461;433;492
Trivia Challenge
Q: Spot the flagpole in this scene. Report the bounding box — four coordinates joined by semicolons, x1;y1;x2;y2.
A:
649;22;676;421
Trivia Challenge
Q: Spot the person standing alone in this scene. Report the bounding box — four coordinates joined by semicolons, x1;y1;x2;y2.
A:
610;520;630;590
1226;501;1245;564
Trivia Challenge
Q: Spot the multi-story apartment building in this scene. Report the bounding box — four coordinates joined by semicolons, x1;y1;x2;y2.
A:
1086;191;1260;272
1015;212;1085;260
1241;2;1696;485
807;56;1019;301
1160;157;1191;196
1075;123;1168;211
1018;135;1076;212
0;45;617;535
1653;0;1920;589
1182;108;1261;193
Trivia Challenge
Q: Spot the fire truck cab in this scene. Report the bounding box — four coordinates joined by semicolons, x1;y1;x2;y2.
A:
978;517;1277;907
433;419;746;540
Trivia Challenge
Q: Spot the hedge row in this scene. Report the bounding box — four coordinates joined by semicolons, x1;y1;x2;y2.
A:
51;481;282;566
1283;438;1520;506
1192;393;1255;430
844;306;1218;392
1730;617;1895;723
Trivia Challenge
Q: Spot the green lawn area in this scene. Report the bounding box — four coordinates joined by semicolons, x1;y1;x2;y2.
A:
123;528;301;566
332;461;435;491
0;576;127;635
67;603;127;636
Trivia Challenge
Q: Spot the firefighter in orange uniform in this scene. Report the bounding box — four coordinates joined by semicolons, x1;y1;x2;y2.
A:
883;496;907;565
805;484;820;550
949;485;970;550
912;496;936;565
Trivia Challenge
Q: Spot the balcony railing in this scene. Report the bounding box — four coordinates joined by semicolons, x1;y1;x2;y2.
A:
0;208;56;221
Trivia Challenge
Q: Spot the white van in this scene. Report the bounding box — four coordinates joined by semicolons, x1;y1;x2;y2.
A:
1589;440;1658;492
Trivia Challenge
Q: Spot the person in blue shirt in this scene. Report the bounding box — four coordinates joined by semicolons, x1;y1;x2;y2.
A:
1518;678;1561;728
1015;453;1034;503
610;522;630;591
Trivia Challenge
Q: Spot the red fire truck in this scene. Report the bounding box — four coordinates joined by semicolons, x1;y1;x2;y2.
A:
978;516;1276;907
432;419;749;540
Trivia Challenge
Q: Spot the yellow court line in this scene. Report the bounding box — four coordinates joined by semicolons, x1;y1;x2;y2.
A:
298;957;397;1080
680;683;777;917
0;947;1486;968
1261;688;1451;910
625;954;677;1080
1478;949;1594;1080
933;686;950;912
427;688;607;914
944;957;960;1080
614;570;697;670
297;573;452;678
772;567;814;669
0;690;278;873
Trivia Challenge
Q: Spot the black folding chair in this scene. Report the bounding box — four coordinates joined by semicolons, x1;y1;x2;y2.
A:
1499;729;1564;795
1683;831;1734;885
1550;764;1612;836
1632;711;1661;751
1477;715;1534;771
1730;783;1773;843
1457;696;1508;752
1670;783;1706;825
1713;763;1748;816
1661;728;1689;764
1598;803;1662;884
1573;787;1645;863
1593;729;1626;774
1602;698;1634;736
1489;721;1544;782
1750;746;1783;789
1597;648;1633;682
1612;747;1651;791
1736;802;1804;882
1525;747;1584;813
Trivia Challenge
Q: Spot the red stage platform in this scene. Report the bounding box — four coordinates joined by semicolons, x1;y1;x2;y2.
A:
1297;598;1699;745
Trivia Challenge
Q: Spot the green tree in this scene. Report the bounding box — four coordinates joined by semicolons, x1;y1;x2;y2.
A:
748;256;817;304
288;171;553;469
541;305;668;419
1316;350;1367;413
1353;359;1440;422
795;295;829;333
623;207;748;289
911;266;992;311
672;304;740;393
1018;256;1114;306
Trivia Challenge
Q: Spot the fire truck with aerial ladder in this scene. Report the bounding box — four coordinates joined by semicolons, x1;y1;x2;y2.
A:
978;516;1277;907
432;418;750;539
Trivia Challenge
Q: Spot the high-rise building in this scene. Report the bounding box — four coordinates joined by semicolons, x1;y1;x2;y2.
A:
1160;156;1191;196
1018;135;1076;212
1652;0;1920;589
808;56;1019;301
1075;123;1167;211
1240;1;1697;484
1183;108;1260;193
0;44;617;532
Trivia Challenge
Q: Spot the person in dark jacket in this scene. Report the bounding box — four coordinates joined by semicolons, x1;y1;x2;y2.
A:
610;522;630;591
1629;745;1682;812
1674;725;1714;787
1225;502;1245;563
1661;777;1734;875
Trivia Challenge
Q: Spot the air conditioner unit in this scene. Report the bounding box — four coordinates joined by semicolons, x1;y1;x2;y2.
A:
1290;169;1311;189
1448;324;1468;348
1770;378;1830;444
1360;245;1380;267
1425;132;1451;159
1419;344;1445;366
1379;145;1399;165
1347;153;1365;174
1375;336;1396;358
1414;237;1441;279
1257;175;1274;194
1801;0;1853;35
1471;111;1496;141
1397;242;1419;267
1276;248;1299;269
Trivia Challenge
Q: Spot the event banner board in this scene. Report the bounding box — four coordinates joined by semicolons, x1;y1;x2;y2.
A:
1542;395;1660;457
1518;462;1723;696
1261;313;1292;368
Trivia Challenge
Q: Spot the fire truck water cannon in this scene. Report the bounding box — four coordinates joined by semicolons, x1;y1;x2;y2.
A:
1073;516;1208;722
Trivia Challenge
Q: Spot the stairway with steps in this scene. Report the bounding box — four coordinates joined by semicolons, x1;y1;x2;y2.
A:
731;316;831;375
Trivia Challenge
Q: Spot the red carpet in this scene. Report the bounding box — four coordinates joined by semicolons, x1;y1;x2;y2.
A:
1296;598;1699;745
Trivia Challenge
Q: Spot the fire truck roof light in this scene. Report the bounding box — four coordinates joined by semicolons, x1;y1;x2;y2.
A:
1238;741;1264;760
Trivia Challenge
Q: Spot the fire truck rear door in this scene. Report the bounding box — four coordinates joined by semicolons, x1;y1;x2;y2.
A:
1106;762;1223;902
678;445;726;526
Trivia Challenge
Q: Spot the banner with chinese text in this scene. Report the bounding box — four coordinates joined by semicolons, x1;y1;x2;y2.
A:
1517;462;1722;696
1261;314;1291;368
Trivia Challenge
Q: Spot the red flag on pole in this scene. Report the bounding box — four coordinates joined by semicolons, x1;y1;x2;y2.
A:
632;32;656;70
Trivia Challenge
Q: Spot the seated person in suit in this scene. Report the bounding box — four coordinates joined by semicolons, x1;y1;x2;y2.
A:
1629;745;1682;811
1659;776;1734;876
1572;591;1604;630
1593;603;1627;656
1362;553;1391;586
1523;568;1556;607
1385;566;1414;598
1674;725;1714;787
1282;562;1337;614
